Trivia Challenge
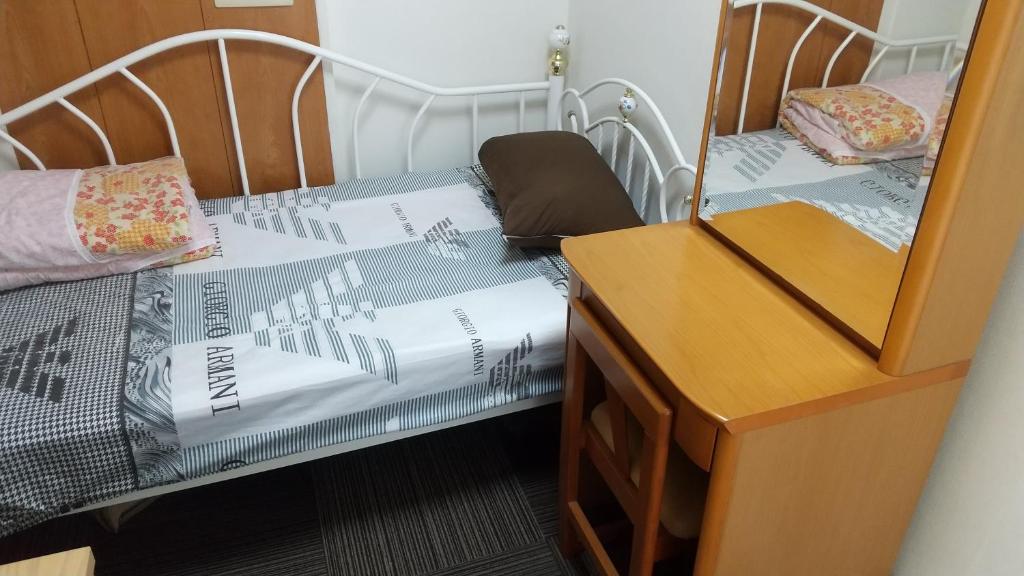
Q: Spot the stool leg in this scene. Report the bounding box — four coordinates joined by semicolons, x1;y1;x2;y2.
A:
559;334;588;557
629;431;670;575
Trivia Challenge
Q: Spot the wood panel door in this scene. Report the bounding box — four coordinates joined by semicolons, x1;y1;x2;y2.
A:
75;0;238;196
0;0;334;198
715;0;884;136
199;0;334;195
0;1;110;169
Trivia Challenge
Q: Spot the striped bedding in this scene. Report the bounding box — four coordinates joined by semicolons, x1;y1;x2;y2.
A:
0;166;569;536
700;128;928;251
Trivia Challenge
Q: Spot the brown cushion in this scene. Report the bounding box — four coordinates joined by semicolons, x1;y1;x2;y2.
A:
479;131;644;249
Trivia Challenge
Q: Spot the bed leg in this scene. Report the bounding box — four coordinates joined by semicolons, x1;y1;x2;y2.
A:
90;497;159;533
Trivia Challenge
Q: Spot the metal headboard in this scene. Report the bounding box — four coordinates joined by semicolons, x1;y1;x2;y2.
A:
0;29;555;195
0;26;694;223
560;80;697;223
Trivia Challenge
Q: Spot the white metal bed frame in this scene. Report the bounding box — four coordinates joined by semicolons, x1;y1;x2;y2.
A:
729;0;967;134
0;26;696;513
0;27;694;223
561;80;698;223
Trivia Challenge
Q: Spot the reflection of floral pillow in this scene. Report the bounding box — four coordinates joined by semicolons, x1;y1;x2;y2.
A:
75;157;195;257
781;84;927;152
923;96;953;176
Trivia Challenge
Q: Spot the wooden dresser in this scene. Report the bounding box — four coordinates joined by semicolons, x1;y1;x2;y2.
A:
558;1;1023;573
559;223;967;575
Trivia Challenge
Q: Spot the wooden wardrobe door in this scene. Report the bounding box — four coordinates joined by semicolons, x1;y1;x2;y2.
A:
200;0;334;194
0;1;109;169
75;0;239;197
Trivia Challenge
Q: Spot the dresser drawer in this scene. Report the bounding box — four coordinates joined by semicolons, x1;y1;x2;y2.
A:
568;295;717;472
673;396;717;471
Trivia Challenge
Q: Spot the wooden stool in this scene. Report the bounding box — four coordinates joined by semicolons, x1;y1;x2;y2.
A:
559;299;707;575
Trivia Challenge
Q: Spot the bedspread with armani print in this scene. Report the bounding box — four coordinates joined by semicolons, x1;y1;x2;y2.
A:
0;166;569;536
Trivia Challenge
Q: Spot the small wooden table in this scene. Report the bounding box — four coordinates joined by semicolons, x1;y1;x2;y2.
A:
0;548;94;576
559;222;967;575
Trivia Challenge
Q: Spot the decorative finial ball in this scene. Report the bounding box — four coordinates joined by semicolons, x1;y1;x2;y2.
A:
549;25;571;50
619;89;638;121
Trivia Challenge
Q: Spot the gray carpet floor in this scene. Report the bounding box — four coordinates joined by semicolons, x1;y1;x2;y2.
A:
0;405;592;576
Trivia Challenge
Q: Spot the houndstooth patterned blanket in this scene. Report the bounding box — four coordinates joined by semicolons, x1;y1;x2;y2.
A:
0;274;138;536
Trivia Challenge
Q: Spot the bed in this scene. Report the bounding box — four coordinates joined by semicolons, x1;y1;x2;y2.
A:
0;27;695;536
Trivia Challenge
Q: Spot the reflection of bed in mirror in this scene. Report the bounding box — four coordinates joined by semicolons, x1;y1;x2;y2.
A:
695;0;982;351
701;127;926;250
699;0;975;252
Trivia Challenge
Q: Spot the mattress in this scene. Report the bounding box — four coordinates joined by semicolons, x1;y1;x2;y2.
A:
0;167;569;536
699;128;929;251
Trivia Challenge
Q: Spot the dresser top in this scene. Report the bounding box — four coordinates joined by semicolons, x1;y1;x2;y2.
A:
562;222;929;433
707;201;910;352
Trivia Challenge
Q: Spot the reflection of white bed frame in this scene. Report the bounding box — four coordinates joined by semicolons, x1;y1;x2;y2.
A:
0;26;696;513
730;0;967;134
0;27;695;222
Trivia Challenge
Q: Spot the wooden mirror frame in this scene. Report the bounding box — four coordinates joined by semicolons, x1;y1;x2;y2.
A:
691;0;1024;376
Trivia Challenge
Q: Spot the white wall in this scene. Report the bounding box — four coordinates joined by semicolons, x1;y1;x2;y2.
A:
314;0;568;180
566;0;720;219
873;0;981;78
877;0;977;40
958;0;983;43
895;234;1024;575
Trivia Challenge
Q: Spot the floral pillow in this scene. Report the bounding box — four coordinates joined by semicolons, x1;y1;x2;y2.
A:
75;156;197;257
0;157;216;291
782;84;927;152
779;72;948;166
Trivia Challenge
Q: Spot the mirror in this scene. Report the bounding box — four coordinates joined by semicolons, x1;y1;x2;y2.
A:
697;0;983;351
